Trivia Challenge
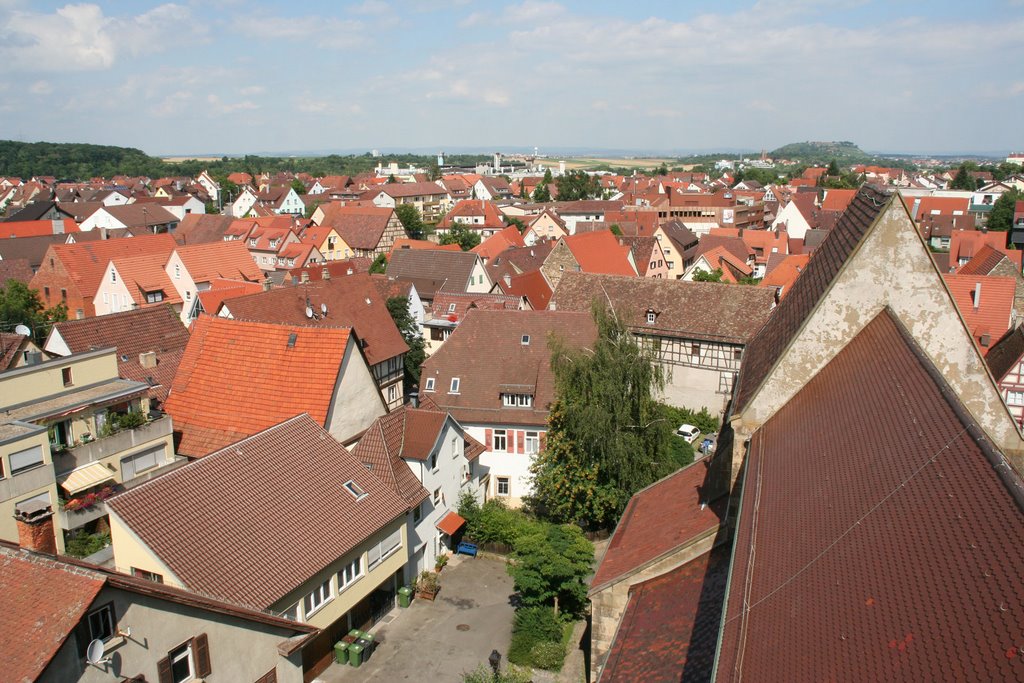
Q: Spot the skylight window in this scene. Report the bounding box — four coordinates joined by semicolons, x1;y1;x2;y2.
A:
521;335;530;345
343;480;367;500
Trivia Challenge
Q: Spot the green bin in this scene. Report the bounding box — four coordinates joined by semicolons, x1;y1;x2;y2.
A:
333;641;349;665
348;628;364;641
398;585;413;607
348;643;364;668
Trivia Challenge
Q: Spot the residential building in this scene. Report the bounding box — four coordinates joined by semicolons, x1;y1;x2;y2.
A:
0;348;178;556
318;205;408;257
550;272;775;412
0;332;43;371
255;186;305;216
215;273;409;409
355;404;486;576
420;310;597;504
437;200;508;238
106;414;410;680
987;325;1024;432
80;205;179;234
164;316;386;457
423;291;525;354
363;182;453;222
540;231;637;290
94;252;184;317
386;249;492;309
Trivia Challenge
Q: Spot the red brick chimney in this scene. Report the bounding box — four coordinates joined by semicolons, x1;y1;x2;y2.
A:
15;500;57;555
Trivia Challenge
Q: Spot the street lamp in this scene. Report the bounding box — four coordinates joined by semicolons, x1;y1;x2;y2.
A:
488;649;501;680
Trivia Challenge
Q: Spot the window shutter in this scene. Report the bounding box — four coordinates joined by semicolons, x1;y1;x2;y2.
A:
517;431;524;454
157;657;173;683
194;633;212;677
485;428;492;450
539;432;547;452
508;430;515;453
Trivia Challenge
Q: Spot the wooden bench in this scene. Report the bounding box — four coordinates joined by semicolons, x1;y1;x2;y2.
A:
457;541;478;557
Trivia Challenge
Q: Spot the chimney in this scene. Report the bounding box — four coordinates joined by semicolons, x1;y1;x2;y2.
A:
262;278;273;292
322;267;330;281
15;501;57;555
139;351;157;369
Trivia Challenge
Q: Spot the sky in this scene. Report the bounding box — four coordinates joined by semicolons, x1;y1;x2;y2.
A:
0;0;1022;157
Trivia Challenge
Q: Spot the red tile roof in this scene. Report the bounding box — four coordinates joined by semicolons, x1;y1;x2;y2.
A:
110;252;183;307
949;230;1020;268
165;316;352;457
942;274;1016;354
430;291;522;320
758;254;810;299
820;188;857;212
716;309;1024;682
196;278;265;315
436;510;466;536
107;414;410;609
591;461;726;591
175;240;263;283
600;544;730;683
497;269;553;310
957;244;1014;276
561;231;637;277
0;219;78;239
471;225;526;261
438;200;508;230
218;273;407;366
0;546;105;682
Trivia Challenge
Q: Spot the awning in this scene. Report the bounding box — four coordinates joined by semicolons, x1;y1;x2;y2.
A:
435;510;467;537
59;462;117;495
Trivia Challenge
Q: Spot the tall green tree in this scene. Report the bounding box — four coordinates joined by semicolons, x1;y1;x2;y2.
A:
0;279;67;344
987;189;1021;232
369;253;388;274
826;159;841;176
531;303;677;526
951;163;977;191
554;170;601;201
289;178;306;195
386;295;427;393
532;183;551;202
395;203;428;240
508;523;594;617
692;268;724;282
439;224;481;251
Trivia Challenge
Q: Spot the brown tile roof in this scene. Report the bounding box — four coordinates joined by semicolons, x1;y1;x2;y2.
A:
107;414;410;609
49;306;189;403
386;248;483;298
0;257;34;285
101;204;178;228
987;325;1024;382
219;273;406;366
320;205;402;250
420;309;596;426
550;272;775;345
370;181;450;199
716;309;1024;682
591;461;726;592
0;332;30;370
943;273;1016;353
175;240;263;283
487;242;553;281
430;291;521;320
164;316;352;457
496;269;553;311
600;543;730;683
734;185;892;412
0;546;106;682
353;408;437;507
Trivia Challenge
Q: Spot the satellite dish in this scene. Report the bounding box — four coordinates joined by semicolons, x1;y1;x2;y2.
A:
14;324;30;337
86;639;111;665
305;306;313;319
320;303;328;316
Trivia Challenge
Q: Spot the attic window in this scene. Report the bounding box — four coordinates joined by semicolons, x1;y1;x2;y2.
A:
646;310;656;324
448;303;457;313
450;377;460;394
424;377;435;392
343;480;367;500
521;334;530;345
145;291;164;304
287;333;298;348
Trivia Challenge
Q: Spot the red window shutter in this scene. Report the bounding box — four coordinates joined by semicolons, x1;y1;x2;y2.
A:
485;428;492;450
194;633;212;677
157;657;172;683
517;431;524;454
509;430;515;453
539;432;547;452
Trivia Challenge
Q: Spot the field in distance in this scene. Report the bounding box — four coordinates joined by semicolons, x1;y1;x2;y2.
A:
162;156;222;163
558;157;694;171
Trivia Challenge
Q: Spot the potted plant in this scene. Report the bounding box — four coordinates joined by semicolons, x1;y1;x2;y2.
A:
415;570;440;601
435;552;449;572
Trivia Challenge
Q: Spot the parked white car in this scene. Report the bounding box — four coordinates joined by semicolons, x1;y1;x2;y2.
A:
675;424;701;443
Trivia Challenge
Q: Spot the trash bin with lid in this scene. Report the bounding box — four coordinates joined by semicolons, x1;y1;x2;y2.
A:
398;585;413;607
360;633;375;659
348;628;365;641
333;641;349;665
348;643;364;668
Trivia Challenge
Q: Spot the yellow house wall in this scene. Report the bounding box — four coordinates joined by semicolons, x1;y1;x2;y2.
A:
0;430;63;552
108;508;186;585
0;350;119;409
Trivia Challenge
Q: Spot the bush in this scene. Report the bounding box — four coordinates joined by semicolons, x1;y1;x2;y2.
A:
530;641;567;671
464;498;532;546
64;531;110;558
461;664;533;683
659;403;720;436
508;606;562;666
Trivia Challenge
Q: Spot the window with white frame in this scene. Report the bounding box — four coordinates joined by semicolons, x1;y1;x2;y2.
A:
424;377;435;392
343;480;368;500
433;487;441;505
502;393;532;408
646;311;656;324
525;431;540;454
450;377;460;394
1008;390;1024;405
338;556;363;591
9;445;43;474
496;476;510;496
493;429;507;451
368;527;402;569
448;303;457;313
451;437;458;458
388;385;397;402
303;578;333;616
145;291;164;303
430;452;438;471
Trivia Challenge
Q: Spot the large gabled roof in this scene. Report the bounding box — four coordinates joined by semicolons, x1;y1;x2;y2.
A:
175;240;264;283
37;233;178;299
164;316;352;457
716;309;1024;682
107;414;409;609
386;248;482;298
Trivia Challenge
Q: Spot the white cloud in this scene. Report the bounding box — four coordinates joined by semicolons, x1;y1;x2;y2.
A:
350;0;390;16
0;3;204;72
206;94;259;115
232;14;369;49
29;80;52;95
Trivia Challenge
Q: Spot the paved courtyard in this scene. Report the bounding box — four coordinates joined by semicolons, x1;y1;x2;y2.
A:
315;553;516;683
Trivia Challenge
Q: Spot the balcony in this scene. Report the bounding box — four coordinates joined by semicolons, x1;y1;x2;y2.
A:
52;415;173;475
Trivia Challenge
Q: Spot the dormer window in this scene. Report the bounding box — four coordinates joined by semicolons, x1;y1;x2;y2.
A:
450;377;460;394
502;393;533;408
646;310;657;324
145;290;164;304
343;480;367;500
424;377;435;392
249;238;258;246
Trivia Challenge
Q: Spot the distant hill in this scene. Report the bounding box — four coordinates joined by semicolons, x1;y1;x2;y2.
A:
769;141;875;165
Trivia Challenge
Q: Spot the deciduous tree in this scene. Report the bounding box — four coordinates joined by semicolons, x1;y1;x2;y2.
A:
0;279;67;344
439;224;481;251
987;189;1021;232
395;203;428;240
508;522;593;618
386;295;427;392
